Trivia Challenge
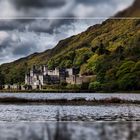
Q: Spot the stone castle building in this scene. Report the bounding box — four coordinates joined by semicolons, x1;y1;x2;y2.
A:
25;65;80;89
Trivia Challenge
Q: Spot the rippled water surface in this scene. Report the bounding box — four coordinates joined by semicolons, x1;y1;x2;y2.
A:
0;93;139;100
0;93;140;139
0;93;139;121
0;104;139;121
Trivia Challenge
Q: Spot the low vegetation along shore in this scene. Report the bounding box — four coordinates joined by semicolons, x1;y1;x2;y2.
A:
0;88;140;93
0;97;140;105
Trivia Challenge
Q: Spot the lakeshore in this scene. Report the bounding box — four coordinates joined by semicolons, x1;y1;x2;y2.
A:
0;89;140;93
0;96;140;105
0;92;140;105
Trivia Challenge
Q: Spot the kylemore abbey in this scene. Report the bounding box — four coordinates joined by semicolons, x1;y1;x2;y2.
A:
25;65;93;89
2;65;94;90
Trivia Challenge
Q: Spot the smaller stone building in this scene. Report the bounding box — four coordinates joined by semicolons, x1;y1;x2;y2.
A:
66;75;94;85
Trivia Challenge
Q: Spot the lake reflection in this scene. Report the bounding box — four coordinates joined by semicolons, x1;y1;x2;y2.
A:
0;93;140;139
0;122;140;140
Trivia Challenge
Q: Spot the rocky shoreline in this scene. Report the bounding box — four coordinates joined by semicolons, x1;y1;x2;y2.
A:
0;97;139;105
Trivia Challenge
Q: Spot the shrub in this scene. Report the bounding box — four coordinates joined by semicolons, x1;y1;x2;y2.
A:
102;81;118;92
89;81;101;91
60;82;67;87
66;84;81;90
80;82;89;90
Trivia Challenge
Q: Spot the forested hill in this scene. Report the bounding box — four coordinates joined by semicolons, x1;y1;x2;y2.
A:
116;0;140;17
0;0;140;92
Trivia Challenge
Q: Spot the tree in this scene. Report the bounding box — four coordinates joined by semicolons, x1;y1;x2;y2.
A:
74;48;92;67
117;61;140;90
0;70;4;89
95;55;112;83
116;61;135;78
111;45;124;62
131;61;140;72
91;45;99;53
96;42;106;55
118;73;138;90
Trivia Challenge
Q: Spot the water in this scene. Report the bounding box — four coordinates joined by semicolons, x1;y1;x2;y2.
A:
0;122;140;140
0;93;139;101
0;93;140;139
0;104;139;122
0;93;139;121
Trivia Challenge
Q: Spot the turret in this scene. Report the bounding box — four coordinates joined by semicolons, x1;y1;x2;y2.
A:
43;65;48;75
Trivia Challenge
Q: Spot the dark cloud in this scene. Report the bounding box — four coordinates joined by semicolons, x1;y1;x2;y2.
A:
12;42;37;56
0;20;19;31
0;19;75;34
0;0;134;64
28;19;75;34
78;0;111;4
13;0;66;9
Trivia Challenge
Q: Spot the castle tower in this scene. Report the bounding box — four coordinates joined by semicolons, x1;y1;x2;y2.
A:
55;68;60;76
43;65;48;75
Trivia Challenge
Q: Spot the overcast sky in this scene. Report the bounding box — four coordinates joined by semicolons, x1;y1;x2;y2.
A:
0;0;134;64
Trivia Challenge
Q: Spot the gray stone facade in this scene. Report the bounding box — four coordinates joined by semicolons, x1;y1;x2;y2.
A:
25;66;80;88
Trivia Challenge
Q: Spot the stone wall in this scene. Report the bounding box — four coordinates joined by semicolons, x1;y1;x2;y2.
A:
3;85;25;90
66;75;95;85
66;75;76;85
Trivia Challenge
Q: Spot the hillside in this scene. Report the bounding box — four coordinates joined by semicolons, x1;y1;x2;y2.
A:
0;0;140;92
116;0;140;17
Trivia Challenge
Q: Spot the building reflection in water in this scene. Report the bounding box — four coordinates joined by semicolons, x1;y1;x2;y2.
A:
0;122;140;140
